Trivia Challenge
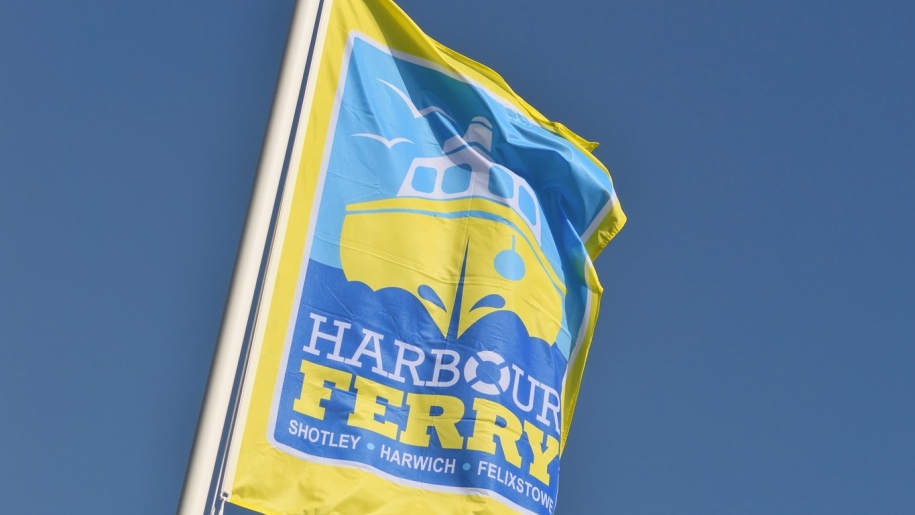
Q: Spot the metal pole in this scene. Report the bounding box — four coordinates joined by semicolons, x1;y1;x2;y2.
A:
176;1;320;513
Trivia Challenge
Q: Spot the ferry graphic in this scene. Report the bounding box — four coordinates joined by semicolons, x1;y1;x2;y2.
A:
339;116;567;344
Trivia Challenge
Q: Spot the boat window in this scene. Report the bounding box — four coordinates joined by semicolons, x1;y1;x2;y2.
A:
488;166;514;199
518;185;538;227
441;164;472;194
411;166;438;194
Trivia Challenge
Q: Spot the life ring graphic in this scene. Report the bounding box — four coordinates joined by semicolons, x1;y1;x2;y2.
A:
464;351;511;395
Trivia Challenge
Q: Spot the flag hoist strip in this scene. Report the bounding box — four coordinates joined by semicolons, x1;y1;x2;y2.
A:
223;1;625;514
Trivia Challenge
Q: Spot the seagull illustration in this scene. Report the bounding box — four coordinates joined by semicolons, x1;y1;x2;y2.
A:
353;133;412;148
378;79;455;121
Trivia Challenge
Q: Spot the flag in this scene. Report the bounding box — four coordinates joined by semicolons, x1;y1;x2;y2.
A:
222;0;625;513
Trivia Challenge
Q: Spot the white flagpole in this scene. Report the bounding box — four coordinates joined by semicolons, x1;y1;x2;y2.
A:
176;1;321;514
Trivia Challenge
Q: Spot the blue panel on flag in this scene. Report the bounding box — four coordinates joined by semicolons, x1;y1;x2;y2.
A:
263;34;615;514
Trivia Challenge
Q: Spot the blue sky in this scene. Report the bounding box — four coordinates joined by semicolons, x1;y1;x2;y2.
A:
1;1;913;514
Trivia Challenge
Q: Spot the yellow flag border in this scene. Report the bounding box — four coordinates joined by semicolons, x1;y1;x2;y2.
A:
223;1;625;513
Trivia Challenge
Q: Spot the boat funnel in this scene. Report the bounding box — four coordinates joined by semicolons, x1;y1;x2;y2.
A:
443;117;493;154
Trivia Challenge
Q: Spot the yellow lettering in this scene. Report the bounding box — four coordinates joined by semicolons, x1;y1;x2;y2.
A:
400;393;466;449
293;360;353;420
523;421;559;485
467;398;523;467
347;376;404;439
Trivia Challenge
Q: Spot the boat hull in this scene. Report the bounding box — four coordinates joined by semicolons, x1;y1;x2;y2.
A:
339;196;565;344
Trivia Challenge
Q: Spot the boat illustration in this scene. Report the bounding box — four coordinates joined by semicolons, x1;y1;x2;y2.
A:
339;117;566;344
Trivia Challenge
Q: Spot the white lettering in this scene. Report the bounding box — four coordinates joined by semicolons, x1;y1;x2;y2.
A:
536;383;561;430
511;364;540;412
304;313;350;361
390;340;425;386
427;349;460;387
344;328;388;375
